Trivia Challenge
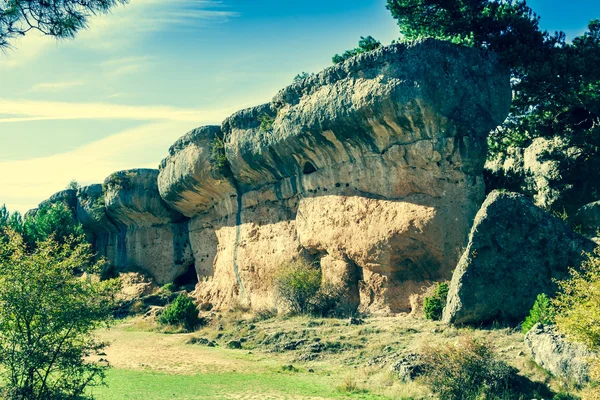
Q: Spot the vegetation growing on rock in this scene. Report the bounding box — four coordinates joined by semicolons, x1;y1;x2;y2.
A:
332;35;382;64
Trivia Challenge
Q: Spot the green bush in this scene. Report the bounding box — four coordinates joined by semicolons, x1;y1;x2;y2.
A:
421;338;523;400
332;35;381;64
210;136;228;171
424;282;449;320
522;293;556;334
274;260;321;315
258;114;275;132
159;293;203;331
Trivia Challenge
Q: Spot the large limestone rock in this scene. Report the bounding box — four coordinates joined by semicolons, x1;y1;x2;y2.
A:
76;170;194;285
157;39;511;313
443;191;596;325
525;324;595;386
158;126;236;218
486;135;600;214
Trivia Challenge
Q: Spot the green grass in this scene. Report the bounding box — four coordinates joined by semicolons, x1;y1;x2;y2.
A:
92;368;389;399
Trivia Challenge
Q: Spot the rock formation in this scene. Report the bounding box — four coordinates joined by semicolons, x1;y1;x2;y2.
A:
36;39;512;313
485;135;600;215
525;324;595;386
443;191;596;325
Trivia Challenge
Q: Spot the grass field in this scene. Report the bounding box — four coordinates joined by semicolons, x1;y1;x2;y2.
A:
89;313;557;399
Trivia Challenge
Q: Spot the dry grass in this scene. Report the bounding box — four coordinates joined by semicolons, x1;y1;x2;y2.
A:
96;311;567;399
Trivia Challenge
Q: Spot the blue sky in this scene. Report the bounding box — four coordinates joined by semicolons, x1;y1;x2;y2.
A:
0;0;598;213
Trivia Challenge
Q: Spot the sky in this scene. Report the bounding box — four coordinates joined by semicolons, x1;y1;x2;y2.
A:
0;0;599;214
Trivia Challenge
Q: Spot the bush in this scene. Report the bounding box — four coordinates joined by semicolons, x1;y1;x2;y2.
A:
258;114;275;132
210;136;227;171
424;282;449;320
554;248;600;400
274;260;321;315
420;337;523;400
554;248;600;351
332;35;381;64
522;293;556;334
307;283;352;317
159;293;203;331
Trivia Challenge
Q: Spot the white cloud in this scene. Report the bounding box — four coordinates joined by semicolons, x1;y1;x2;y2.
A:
0;99;233;123
0;121;208;214
0;0;237;66
29;80;86;92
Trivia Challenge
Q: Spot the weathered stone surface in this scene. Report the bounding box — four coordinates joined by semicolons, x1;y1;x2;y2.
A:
158;126;236;218
33;39;511;312
104;169;185;228
39;189;78;211
76;184;118;233
443;191;596;325
485;135;600;214
525;324;595;386
573;200;600;236
90;170;193;285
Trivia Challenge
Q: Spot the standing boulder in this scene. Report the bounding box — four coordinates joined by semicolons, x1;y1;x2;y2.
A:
525;324;595;386
443;191;596;325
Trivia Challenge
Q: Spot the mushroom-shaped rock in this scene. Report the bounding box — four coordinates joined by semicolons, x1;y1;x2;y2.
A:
223;39;511;194
158;126;237;218
104;169;186;228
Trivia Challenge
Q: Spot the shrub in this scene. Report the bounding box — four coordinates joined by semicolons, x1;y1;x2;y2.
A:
424;282;449;320
554;248;600;351
307;283;355;317
162;282;177;294
210;136;228;171
274;260;321;314
159;293;203;331
420;337;522;400
258;114;275;132
554;248;600;400
522;293;556;334
332;35;381;64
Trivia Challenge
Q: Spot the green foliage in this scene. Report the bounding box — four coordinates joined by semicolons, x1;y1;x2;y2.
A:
22;202;85;249
274;260;322;315
554;248;600;351
386;1;600;158
332;35;382;64
0;230;119;399
293;72;314;83
521;293;556;334
421;337;527;400
258;114;275;132
162;282;177;293
424;282;449;321
67;179;80;191
159;293;203;332
0;0;128;49
210;136;228;171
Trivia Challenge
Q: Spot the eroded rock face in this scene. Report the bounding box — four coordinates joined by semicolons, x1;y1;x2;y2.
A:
158;126;236;218
164;39;511;313
485;135;600;215
37;39;511;312
525;324;594;386
443;191;596;325
73;170;194;285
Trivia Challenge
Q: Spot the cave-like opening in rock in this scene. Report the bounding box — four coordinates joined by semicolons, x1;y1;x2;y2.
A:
303;161;317;175
174;264;199;289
